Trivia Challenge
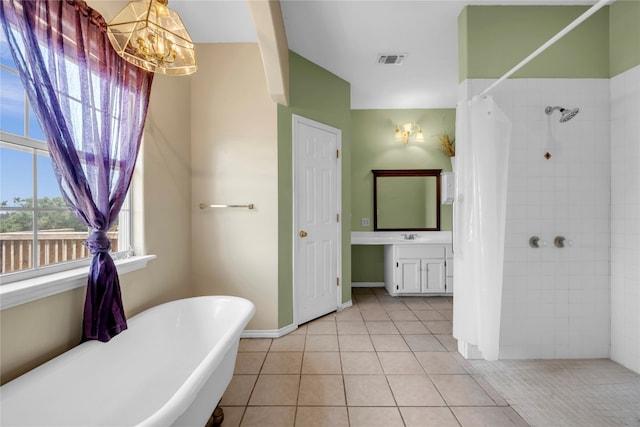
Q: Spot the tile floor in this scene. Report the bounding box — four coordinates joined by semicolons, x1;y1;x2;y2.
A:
218;287;529;427
469;358;640;427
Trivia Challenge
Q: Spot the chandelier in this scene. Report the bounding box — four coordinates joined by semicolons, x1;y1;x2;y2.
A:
107;0;197;76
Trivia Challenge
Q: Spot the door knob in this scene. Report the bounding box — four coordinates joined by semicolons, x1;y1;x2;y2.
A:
299;230;308;238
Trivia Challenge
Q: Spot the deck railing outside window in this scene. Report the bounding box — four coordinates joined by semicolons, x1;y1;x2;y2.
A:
0;230;119;274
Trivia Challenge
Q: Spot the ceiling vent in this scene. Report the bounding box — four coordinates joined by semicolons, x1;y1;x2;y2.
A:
378;53;407;65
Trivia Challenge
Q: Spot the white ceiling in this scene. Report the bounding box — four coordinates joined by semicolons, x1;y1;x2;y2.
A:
171;0;597;109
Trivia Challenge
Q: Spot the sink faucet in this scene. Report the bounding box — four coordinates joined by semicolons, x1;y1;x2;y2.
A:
402;233;418;240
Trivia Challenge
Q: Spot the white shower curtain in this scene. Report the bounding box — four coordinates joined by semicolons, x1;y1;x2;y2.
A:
453;95;511;361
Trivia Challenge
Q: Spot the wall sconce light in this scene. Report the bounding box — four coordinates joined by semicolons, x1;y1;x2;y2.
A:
394;121;425;144
107;0;197;76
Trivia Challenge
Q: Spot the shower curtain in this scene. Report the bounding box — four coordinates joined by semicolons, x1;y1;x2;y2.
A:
453;95;511;361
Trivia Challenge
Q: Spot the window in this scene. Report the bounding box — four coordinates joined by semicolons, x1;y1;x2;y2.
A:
0;31;132;284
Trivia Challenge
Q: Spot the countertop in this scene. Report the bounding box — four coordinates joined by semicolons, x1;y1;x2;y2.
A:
351;231;452;245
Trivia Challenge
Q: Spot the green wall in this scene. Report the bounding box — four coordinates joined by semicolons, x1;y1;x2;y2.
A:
352;245;385;283
284;0;640;296
610;0;640;76
460;6;610;81
350;109;455;283
278;51;352;328
351;109;455;232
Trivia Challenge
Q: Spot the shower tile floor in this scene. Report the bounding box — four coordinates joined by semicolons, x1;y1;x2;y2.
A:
218;287;640;426
469;359;640;426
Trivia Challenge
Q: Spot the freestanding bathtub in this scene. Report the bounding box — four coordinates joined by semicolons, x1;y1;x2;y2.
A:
1;296;255;427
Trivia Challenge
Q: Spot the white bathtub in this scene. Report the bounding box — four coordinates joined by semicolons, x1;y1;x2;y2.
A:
1;296;255;427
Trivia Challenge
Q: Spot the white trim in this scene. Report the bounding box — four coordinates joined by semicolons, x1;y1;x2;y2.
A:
457;340;484;360
352;281;385;288
1;257;92;285
242;302;354;338
0;131;48;151
338;299;353;311
336;125;343;316
242;323;298;338
0;255;156;310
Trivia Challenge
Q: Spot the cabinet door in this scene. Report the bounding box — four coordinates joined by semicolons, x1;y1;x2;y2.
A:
396;259;422;294
422;260;445;293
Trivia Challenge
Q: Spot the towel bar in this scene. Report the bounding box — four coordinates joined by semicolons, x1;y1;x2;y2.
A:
199;203;255;210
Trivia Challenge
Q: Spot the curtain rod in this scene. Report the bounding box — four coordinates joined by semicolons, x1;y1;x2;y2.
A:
478;0;613;98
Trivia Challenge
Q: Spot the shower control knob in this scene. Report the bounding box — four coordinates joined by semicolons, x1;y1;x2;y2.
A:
529;236;540;248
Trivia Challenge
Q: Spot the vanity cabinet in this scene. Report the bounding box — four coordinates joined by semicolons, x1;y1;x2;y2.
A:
384;244;452;296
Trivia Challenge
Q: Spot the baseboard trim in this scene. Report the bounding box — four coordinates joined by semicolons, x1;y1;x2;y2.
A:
339;300;353;311
458;340;483;359
242;323;297;338
242;301;356;338
352;281;384;288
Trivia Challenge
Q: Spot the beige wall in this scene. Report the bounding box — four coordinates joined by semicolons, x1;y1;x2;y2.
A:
190;44;279;331
124;73;194;314
1;0;279;385
0;75;193;384
0;287;85;384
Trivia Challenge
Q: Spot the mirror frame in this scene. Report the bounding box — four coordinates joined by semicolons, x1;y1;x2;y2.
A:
372;169;442;231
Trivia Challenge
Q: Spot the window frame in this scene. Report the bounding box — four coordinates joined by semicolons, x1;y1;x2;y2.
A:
0;65;134;285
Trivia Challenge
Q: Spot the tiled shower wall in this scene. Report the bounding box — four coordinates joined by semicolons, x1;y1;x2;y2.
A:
460;78;611;359
610;65;640;373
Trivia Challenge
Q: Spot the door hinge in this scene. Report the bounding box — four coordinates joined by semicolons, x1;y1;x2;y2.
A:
336;149;340;159
336;277;340;287
337;213;340;222
396;262;399;268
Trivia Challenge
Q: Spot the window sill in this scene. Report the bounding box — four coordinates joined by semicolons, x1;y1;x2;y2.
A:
0;255;156;311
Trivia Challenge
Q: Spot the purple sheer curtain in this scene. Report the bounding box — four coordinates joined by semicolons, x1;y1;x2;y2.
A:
1;0;153;342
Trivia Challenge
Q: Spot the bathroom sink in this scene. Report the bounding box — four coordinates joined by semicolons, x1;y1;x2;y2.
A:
351;231;452;245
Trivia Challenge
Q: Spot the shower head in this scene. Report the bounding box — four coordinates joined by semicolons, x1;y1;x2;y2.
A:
545;106;580;123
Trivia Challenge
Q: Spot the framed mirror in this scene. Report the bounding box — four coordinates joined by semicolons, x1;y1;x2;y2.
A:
373;169;441;231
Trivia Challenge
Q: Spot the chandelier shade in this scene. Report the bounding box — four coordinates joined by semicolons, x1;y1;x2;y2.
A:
106;0;197;76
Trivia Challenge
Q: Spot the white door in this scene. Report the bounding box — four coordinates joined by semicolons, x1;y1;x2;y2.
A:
293;115;341;325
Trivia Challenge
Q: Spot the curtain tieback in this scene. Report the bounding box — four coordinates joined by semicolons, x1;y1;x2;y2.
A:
85;230;111;254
